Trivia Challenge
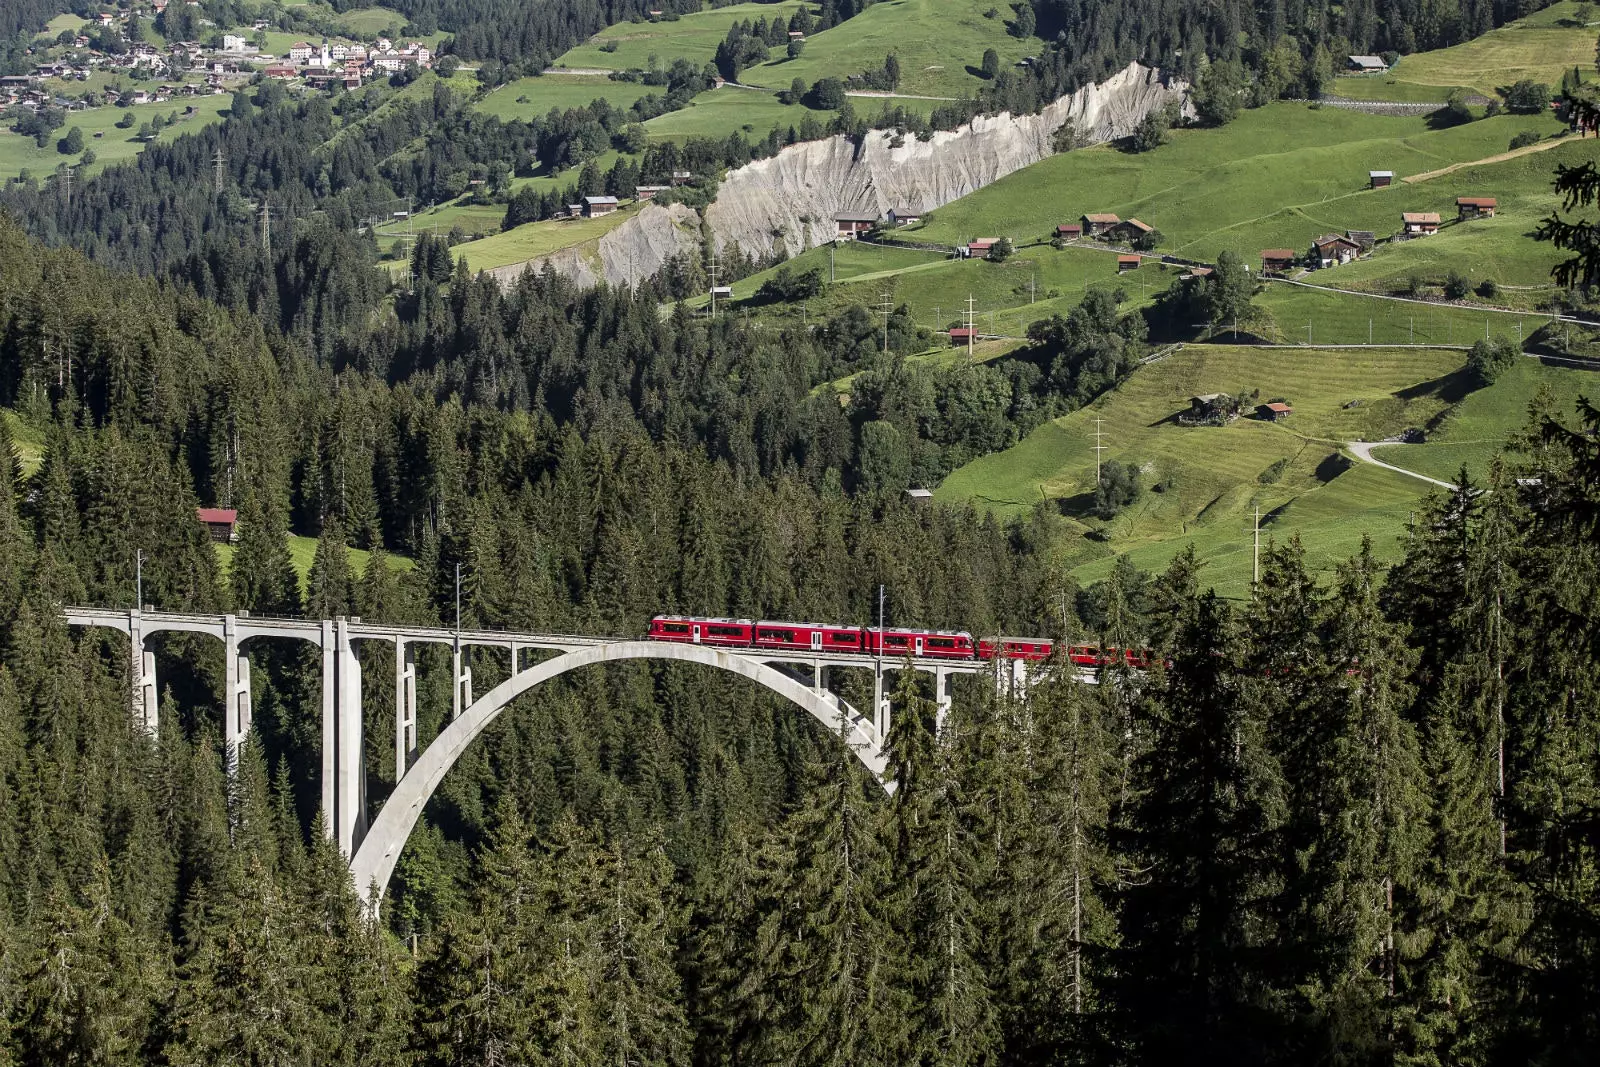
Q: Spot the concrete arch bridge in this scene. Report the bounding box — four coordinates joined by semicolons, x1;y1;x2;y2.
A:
64;608;1043;900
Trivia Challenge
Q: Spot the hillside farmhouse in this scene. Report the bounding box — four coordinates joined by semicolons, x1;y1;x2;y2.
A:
1456;197;1497;219
1261;249;1298;274
584;195;620;217
834;211;878;238
1312;234;1361;268
1370;170;1394;188
1081;213;1121;236
1402;211;1441;235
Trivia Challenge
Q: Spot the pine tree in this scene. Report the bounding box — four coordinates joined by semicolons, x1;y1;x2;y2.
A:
229;490;301;616
306;516;356;619
592;833;691;1067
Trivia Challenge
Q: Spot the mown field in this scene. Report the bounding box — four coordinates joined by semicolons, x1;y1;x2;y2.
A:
936;344;1472;597
738;0;1033;99
474;74;656;121
898;103;1565;266
1333;2;1598;102
1370;356;1600;483
215;533;413;592
557;3;811;72
451;204;642;271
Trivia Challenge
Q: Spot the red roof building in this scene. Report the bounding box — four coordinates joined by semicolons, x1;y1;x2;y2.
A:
1116;255;1141;272
1456;196;1497;219
196;508;238;543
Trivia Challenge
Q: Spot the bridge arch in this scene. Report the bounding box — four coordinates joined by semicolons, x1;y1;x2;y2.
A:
349;640;888;900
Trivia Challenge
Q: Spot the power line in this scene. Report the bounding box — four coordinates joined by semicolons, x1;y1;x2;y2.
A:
708;249;720;316
212;148;226;195
965;294;975;362
1090;416;1108;485
259;200;272;257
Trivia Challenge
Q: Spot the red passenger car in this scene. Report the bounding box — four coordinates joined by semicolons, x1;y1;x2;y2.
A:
646;616;755;647
753;622;864;654
978;637;1055;662
864;627;977;660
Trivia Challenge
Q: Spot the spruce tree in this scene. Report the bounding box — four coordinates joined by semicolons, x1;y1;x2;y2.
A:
306;517;355;619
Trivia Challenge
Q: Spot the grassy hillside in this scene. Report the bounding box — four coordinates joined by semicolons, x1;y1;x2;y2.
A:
475;74;657;121
451;203;644;271
937;344;1468;597
1334;2;1599;102
557;3;811;71
0;94;232;182
899;103;1563;265
738;0;1034;99
215;534;413;593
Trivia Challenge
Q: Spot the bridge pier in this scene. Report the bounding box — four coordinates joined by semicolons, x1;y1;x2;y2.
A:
128;609;158;736
394;638;417;778
332;618;366;856
935;667;952;735
223;614;253;769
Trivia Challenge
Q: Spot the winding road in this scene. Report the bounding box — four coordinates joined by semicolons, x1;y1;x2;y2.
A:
1344;441;1454;489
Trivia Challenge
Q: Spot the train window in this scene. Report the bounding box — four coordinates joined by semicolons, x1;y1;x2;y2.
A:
709;625;744;638
660;623;689;634
927;638;955;650
886;635;909;647
757;628;791;641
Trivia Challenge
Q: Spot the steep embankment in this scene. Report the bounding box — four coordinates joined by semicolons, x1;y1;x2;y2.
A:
484;202;702;288
707;62;1185;259
487;63;1182;288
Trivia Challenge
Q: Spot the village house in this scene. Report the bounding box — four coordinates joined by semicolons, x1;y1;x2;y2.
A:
1261;248;1298;274
1402;211;1441;235
948;327;975;346
288;41;314;63
196;508;238;543
221;34;249;53
1113;218;1154;243
834;211;878;238
1347;55;1387;73
1311;233;1361;268
635;185;669;201
1117;254;1141;272
264;64;296;79
670;169;693;185
1055;222;1082;240
967;237;999;257
584;195;620;217
566;203;584;218
1456;196;1497;220
1257;402;1294;422
1183;393;1235;426
1081;212;1121;237
887;207;922;225
1369;170;1394;188
1345;229;1376;251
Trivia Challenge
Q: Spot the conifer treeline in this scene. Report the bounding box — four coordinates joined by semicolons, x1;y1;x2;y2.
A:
3;217;1600;1064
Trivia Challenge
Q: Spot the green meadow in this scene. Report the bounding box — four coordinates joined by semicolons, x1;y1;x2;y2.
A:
0;95;232;182
556;3;811;72
900;103;1564;266
738;0;1033;99
1333;2;1600;102
451;204;643;271
474;75;656;121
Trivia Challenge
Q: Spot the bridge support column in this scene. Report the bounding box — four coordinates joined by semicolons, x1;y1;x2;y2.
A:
512;642;526;673
451;642;473;720
223;614;252;769
334;618;366;857
321;620;337;835
128;609;157;736
935;667;952;736
394;638;416;779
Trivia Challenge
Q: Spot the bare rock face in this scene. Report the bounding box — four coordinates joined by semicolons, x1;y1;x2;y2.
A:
707;62;1185;259
485;64;1183;289
484;202;701;288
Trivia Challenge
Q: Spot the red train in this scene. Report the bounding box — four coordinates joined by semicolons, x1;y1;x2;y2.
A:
645;615;1150;667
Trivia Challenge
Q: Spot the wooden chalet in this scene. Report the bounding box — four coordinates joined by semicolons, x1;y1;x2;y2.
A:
887;207;923;225
1311;233;1360;268
196;508;238;543
1113;217;1154;242
1081;212;1120;236
1369;170;1393;188
1261;248;1298;274
1116;255;1141;272
1456;197;1497;220
1402;211;1440;235
583;195;620;217
834;211;879;238
1055;222;1082;239
1257;402;1294;422
948;327;975;345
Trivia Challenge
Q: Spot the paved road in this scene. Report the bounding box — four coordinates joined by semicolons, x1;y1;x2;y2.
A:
1345;441;1454;489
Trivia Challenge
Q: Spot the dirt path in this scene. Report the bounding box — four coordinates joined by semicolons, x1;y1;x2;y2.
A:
1401;136;1572;183
845;90;960;101
1344;441;1454;489
541;67;618;76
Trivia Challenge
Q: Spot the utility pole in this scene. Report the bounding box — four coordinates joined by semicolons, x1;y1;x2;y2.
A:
1306;319;1312;346
1090;416;1108;485
1410;317;1414;345
1030;270;1035;304
965;294;976;361
829;240;835;283
879;291;891;355
1369;318;1373;345
259;200;271;257
708;250;720;316
135;548;144;610
213;148;226;194
1252;505;1261;586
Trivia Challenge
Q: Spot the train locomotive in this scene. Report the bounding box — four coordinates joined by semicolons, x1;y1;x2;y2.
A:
646;615;1151;669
